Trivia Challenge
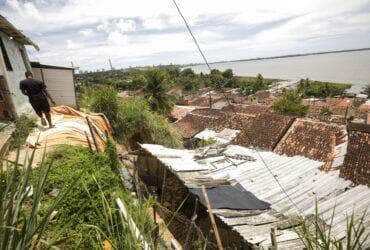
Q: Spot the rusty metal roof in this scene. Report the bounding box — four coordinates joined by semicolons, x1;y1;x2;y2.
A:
0;15;39;50
141;143;370;249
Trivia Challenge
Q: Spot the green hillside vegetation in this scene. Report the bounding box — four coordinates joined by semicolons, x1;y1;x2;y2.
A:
76;67;278;96
297;78;351;98
79;85;182;148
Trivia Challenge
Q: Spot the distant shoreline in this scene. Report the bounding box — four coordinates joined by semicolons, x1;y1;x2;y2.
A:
188;47;370;66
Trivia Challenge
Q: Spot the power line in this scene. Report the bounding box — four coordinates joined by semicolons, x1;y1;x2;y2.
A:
171;0;212;72
172;0;301;214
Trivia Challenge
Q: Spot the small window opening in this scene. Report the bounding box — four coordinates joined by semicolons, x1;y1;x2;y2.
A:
0;37;13;71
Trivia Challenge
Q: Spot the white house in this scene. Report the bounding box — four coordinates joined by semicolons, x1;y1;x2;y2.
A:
0;15;38;120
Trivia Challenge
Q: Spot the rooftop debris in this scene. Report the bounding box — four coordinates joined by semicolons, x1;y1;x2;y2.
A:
139;143;370;249
340;123;370;185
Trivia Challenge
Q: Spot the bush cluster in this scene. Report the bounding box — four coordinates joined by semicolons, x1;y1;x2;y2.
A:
80;86;182;148
297;78;351;98
273;90;308;117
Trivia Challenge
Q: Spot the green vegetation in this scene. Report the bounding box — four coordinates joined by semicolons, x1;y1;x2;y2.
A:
0;149;64;249
362;84;370;96
9;114;36;150
296;203;369;250
193;138;217;148
273;90;308;116
239;74;276;96
143;69;174;115
297;78;351;98
79;85;182;148
319;107;333;116
76;67;277;96
29;145;157;248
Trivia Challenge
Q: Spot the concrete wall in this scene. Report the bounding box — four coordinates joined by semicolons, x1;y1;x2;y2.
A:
32;67;76;107
0;31;33;116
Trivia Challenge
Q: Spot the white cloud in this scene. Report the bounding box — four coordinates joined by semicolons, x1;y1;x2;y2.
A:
1;0;369;70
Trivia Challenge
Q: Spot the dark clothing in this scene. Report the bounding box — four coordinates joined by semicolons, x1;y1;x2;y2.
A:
20;78;50;116
29;98;50;116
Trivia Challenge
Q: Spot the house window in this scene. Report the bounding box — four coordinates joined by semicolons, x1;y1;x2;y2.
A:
0;37;13;71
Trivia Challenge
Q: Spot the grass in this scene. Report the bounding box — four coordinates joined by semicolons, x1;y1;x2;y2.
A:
9;114;36;150
28;144;158;249
295;203;369;249
0;148;65;249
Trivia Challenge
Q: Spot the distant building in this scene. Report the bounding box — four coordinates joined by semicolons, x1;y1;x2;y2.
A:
31;62;76;108
0;15;39;119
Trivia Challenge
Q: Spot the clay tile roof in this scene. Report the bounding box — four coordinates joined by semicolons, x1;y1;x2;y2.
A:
233;113;294;150
274;119;346;162
340;123;370;185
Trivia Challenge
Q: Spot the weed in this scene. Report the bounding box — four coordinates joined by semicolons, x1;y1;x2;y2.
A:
295;203;369;249
9;114;36;150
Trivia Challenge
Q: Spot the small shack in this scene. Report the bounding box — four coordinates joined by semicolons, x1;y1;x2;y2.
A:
31;62;76;107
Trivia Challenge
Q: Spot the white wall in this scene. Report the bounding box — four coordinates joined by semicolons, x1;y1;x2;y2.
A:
32;67;76;107
0;31;33;116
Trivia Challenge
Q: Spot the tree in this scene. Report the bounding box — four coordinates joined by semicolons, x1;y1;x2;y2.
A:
143;69;174;114
273;90;308;116
222;69;234;79
256;73;264;85
180;68;195;77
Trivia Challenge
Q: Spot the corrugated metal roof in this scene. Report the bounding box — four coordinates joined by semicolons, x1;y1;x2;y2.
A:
141;143;370;249
0;15;39;50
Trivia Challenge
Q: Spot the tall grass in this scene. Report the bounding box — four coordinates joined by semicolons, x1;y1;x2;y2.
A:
295;203;369;249
0;148;64;249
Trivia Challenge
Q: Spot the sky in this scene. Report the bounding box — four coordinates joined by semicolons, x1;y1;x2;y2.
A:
1;0;370;71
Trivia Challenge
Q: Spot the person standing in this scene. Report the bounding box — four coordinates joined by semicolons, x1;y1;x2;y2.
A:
20;71;56;128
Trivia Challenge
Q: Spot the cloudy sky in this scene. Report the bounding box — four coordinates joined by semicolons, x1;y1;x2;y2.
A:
1;0;370;71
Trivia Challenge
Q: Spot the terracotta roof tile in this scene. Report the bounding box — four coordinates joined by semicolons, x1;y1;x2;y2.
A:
340;123;370;186
274;119;345;162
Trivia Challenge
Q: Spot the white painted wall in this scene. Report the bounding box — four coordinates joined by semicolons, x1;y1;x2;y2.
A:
0;31;33;116
32;67;76;107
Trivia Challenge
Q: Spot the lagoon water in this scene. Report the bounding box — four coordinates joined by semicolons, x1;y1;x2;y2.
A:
192;50;370;94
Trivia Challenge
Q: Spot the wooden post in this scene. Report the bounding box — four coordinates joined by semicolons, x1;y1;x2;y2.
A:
270;228;277;250
84;131;93;152
202;185;223;250
86;116;99;152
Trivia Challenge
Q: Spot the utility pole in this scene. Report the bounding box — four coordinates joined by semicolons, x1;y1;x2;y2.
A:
108;58;114;71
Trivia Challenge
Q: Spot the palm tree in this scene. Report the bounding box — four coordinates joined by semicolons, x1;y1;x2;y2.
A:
143;69;174;115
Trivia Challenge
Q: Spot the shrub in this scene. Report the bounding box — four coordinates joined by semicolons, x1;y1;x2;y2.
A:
147;112;183;148
273;90;308;116
319;107;333;116
79;87;182;148
9;114;36;150
298;80;351;98
180;68;195;77
222;69;234;79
